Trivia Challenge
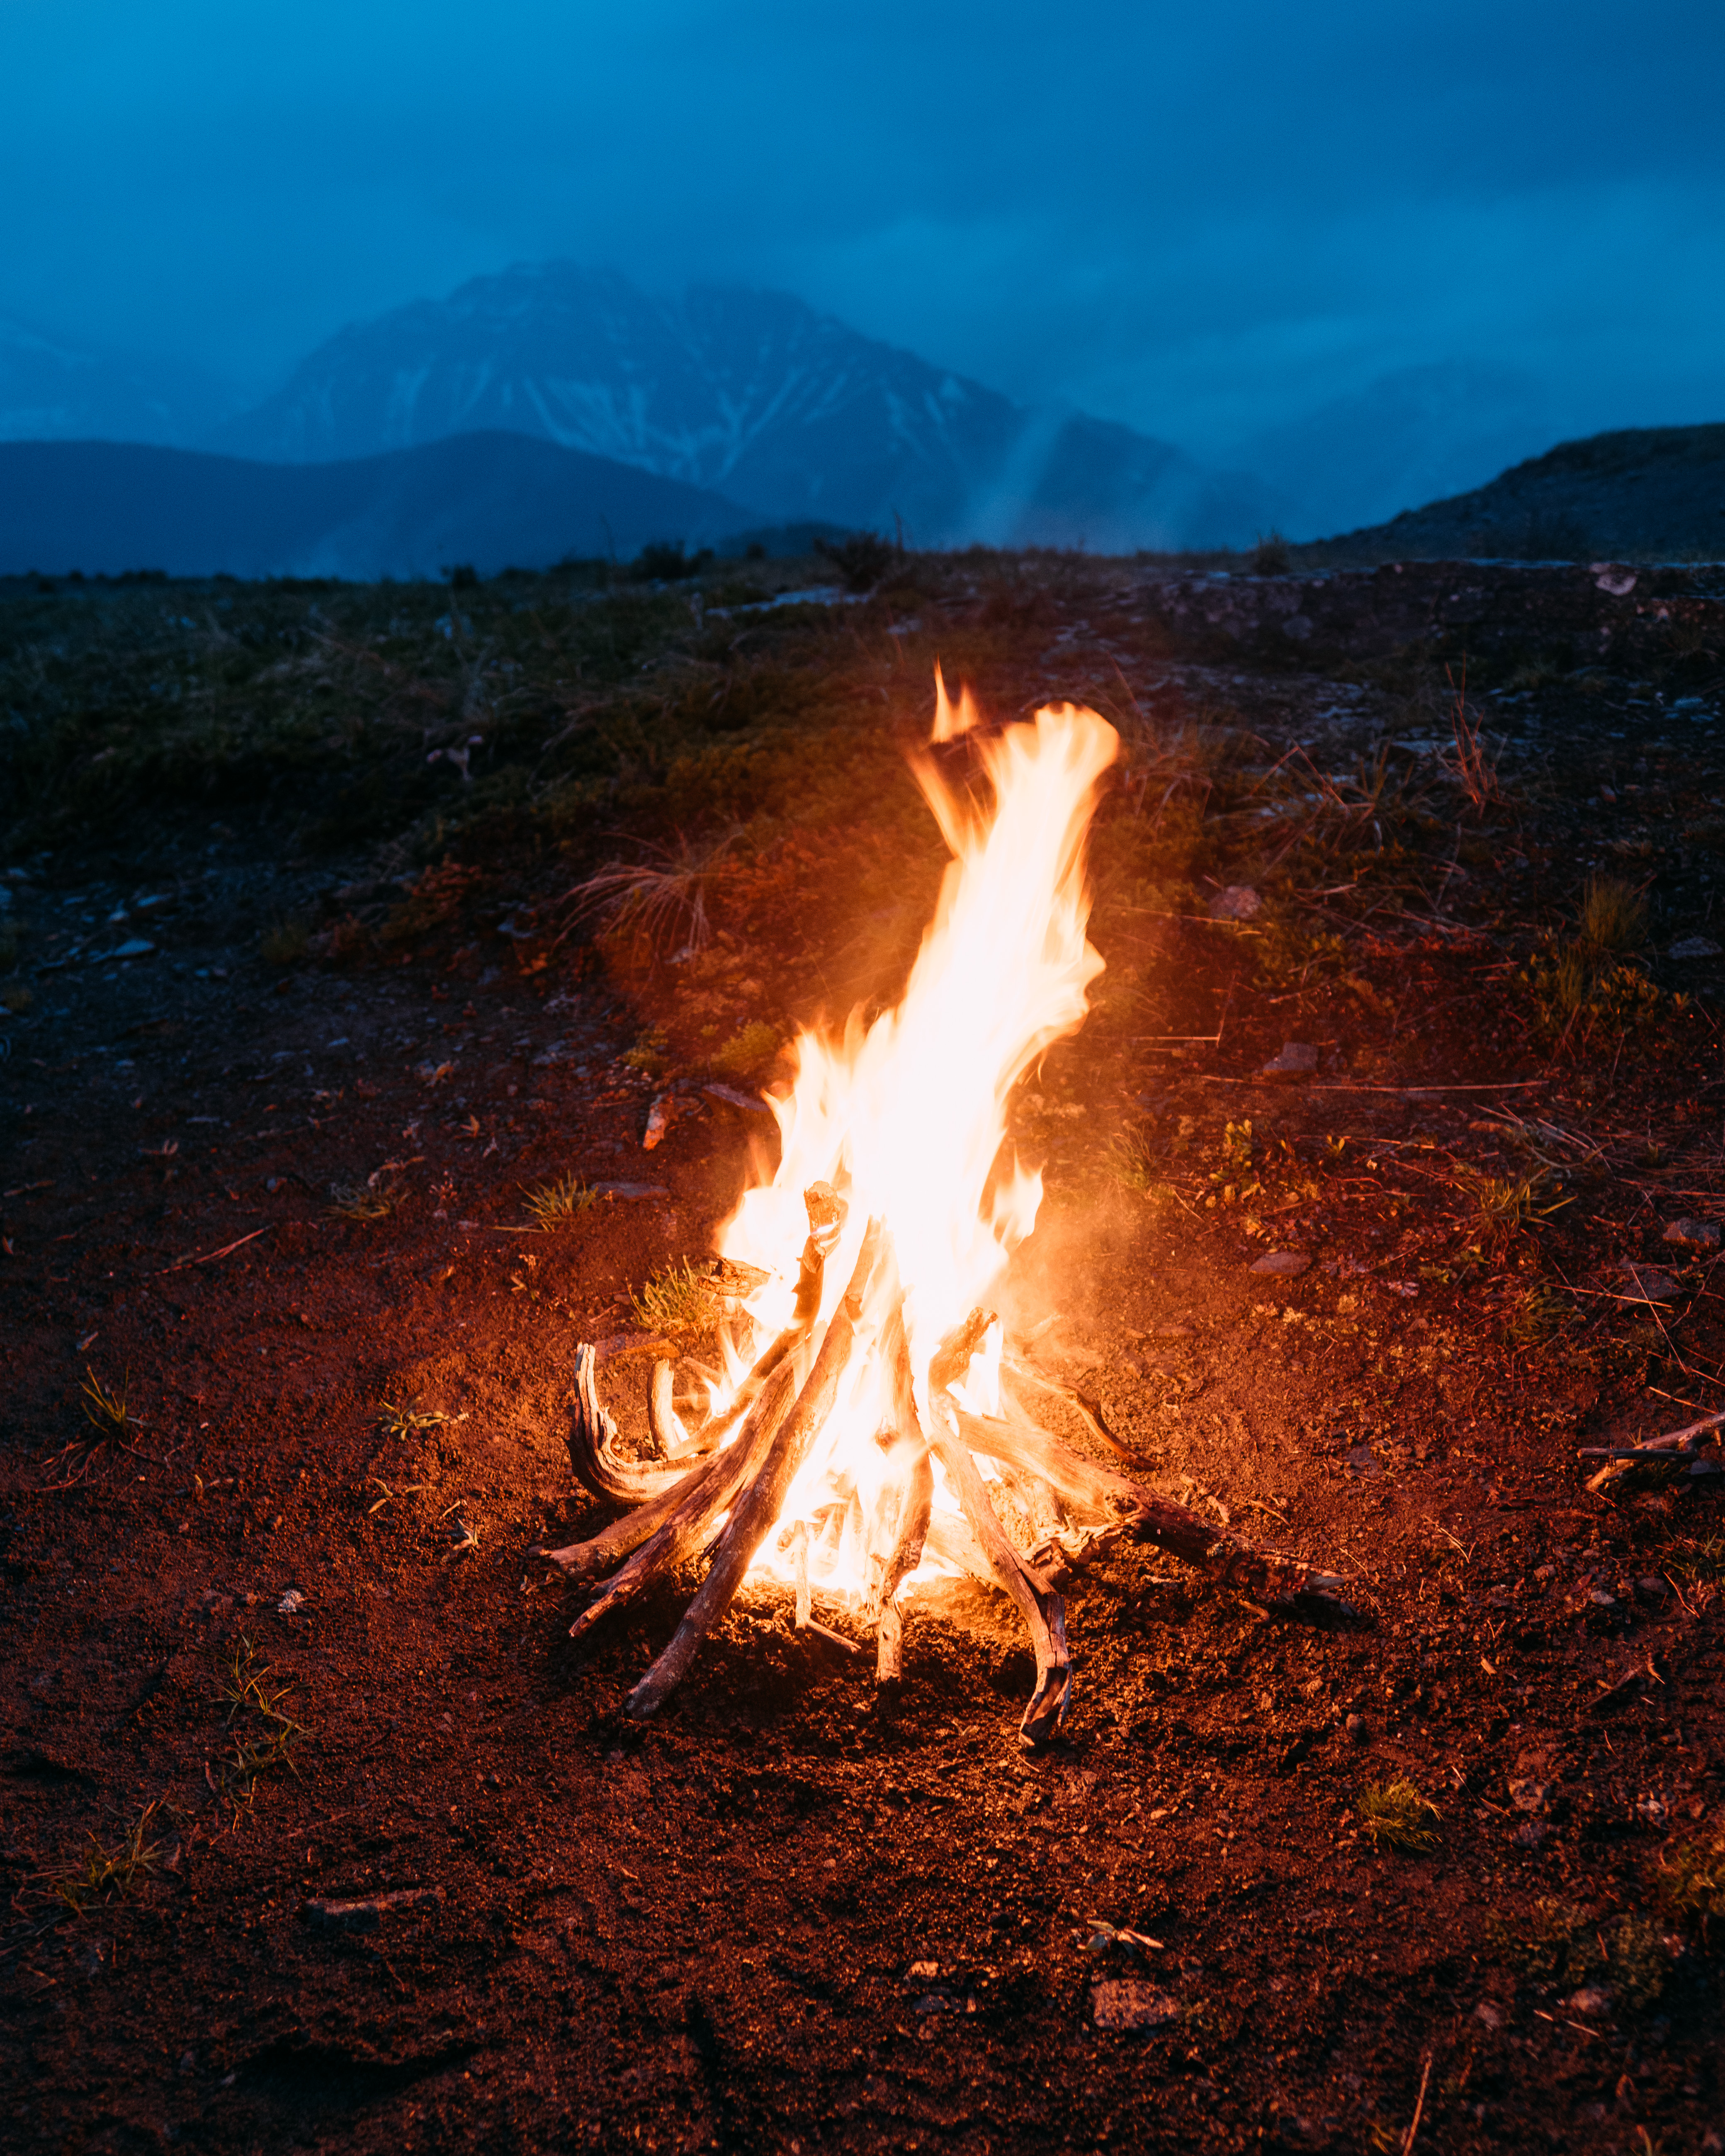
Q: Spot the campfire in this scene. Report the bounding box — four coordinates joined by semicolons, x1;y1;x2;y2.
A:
537;673;1344;1740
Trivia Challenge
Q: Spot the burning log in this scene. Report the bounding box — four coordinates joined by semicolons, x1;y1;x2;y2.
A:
625;1216;884;1718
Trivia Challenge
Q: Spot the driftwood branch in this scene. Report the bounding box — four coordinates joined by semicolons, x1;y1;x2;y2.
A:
564;1343;694;1505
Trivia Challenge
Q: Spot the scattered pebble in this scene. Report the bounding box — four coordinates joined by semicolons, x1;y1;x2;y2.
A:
1208;886;1261;920
1251;1250;1311;1276
1092;1981;1181;2030
1662;1218;1720;1250
642;1093;672;1150
277;1587;304;1615
1568;1986;1613;2019
1619;1262;1680;1304
1259;1041;1318;1078
1668;935;1721;959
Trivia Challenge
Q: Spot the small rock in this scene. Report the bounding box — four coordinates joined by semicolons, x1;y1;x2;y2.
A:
1620;1263;1681;1304
1568;1986;1613;2020
1634;1576;1667;1604
907;1960;939;1981
1344;1445;1382;1478
1251;1250;1311;1276
277;1588;304;1615
1592;566;1637;597
1259;1041;1319;1079
178;2049;197;2073
1512;1819;1547;1850
110;937;155;960
642;1093;673;1150
1662;1218;1720;1250
1344;1713;1368;1744
1668;936;1722;961
1092;1980;1181;2030
589;1181;670;1202
1208;885;1261;921
1473;2001;1504;2030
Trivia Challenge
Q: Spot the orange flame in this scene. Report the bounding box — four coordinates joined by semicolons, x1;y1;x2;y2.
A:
718;673;1118;1595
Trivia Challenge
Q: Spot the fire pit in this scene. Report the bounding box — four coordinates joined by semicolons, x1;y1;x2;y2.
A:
536;676;1344;1738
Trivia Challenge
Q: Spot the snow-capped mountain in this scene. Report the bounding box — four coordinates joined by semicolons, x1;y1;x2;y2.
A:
0;313;233;447
214;263;1278;551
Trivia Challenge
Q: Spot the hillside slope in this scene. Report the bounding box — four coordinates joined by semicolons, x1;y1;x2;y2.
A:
0;432;762;580
1325;424;1725;561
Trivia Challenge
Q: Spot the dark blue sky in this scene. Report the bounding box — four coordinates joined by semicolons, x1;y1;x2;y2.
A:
5;0;1722;466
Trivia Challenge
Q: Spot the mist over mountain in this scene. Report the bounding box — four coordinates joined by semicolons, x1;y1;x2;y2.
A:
1241;362;1556;538
212;262;1282;552
0;313;236;449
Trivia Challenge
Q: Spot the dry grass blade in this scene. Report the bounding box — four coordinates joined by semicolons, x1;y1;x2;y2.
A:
560;827;739;953
1442;659;1500;810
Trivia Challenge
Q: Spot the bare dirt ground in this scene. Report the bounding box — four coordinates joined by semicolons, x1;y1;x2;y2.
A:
3;549;1724;2154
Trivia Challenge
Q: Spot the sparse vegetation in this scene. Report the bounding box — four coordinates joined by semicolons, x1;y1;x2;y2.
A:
79;1363;130;1439
708;1019;780;1078
1660;1834;1725;1942
328;1179;395;1220
1358;1779;1440;1852
1578;873;1649;955
1453;1163;1572;1249
522;1172;598;1227
376;1397;450;1438
565;830;739;954
631;1258;719;1334
215;1637;307;1811
45;1801;169;1916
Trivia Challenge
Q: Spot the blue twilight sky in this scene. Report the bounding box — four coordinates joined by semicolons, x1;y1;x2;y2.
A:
3;0;1723;474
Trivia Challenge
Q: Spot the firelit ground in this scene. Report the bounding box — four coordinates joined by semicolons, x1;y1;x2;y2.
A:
2;551;1723;2155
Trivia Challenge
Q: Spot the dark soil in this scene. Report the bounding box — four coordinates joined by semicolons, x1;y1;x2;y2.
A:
3;552;1724;2155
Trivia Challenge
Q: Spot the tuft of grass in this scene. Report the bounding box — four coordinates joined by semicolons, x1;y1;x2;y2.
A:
80;1364;130;1438
1107;1128;1157;1194
376;1398;450;1439
521;1173;598;1228
1579;874;1649;956
328;1179;395;1220
46;1801;168;1916
708;1019;781;1078
563;828;738;953
1359;1778;1441;1853
259;916;310;965
1503;1279;1577;1345
214;1637;307;1812
1454;1163;1572;1248
631;1258;720;1334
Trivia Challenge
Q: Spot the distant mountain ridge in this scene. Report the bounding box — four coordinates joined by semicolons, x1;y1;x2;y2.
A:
0;433;766;581
1326;425;1725;562
0;312;236;448
213;262;1278;551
